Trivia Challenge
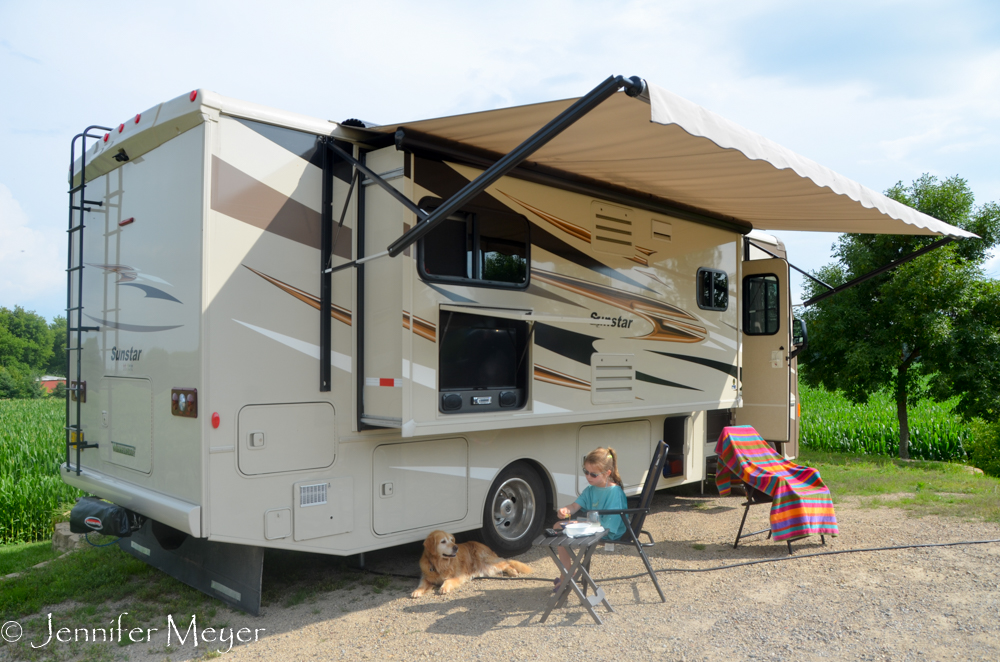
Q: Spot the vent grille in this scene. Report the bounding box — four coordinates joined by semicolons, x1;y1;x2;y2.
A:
591;201;633;256
112;442;136;457
591;353;635;404
299;483;328;507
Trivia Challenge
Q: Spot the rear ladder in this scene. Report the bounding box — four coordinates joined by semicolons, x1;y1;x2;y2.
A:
65;127;110;474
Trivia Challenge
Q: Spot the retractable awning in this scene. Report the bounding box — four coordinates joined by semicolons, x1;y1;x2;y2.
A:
371;80;974;239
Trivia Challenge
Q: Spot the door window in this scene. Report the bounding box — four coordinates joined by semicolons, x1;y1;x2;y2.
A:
744;274;779;335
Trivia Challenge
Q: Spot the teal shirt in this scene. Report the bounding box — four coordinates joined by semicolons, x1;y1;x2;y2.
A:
574;484;628;540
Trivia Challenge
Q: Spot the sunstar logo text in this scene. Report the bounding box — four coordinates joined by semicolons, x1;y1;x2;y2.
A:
590;312;634;328
110;347;142;362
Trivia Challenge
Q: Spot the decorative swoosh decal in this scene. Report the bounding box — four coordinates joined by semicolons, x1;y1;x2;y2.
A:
646;350;738;378
119;283;182;303
534;365;591;391
636;371;702;391
243;265;353;326
84;315;183;332
500;192;658;268
530;269;706;343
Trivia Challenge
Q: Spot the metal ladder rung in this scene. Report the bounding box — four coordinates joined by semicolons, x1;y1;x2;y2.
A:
67;265;85;272
68;224;86;233
68;326;99;332
66;305;83;311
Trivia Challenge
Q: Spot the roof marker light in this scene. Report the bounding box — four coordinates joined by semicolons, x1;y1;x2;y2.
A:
103;133;109;142
211;412;220;429
190;90;198;102
118;124;124;133
119;217;134;227
135;114;141;124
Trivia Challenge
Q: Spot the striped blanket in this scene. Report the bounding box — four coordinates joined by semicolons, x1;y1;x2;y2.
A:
715;426;839;541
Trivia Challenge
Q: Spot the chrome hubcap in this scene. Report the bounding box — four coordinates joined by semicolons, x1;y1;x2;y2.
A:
491;477;536;541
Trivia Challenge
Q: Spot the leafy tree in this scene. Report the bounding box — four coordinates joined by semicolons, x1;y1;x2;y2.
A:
800;174;1000;459
0;306;54;373
0;365;44;399
45;316;67;376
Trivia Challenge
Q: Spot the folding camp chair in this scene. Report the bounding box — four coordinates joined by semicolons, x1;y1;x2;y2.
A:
733;484;825;555
583;439;668;602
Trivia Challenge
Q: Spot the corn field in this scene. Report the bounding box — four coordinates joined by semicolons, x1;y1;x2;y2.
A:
800;383;970;461
0;399;83;544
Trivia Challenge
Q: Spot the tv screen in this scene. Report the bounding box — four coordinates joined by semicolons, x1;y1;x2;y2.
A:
439;312;526;390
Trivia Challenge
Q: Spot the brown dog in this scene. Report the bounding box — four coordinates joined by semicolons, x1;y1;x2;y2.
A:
411;530;533;597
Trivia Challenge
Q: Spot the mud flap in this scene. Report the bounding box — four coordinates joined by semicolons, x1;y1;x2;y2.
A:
119;520;264;615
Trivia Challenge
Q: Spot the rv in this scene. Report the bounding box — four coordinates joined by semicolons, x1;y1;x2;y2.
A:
63;76;970;613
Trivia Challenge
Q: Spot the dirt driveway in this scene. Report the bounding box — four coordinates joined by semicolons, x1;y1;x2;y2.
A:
12;490;1000;662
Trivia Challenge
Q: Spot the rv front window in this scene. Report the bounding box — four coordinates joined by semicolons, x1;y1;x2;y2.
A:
743;274;780;335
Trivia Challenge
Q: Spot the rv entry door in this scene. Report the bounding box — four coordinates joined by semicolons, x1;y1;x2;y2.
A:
735;258;790;444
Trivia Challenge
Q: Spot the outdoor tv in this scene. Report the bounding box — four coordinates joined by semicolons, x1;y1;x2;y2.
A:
438;311;528;413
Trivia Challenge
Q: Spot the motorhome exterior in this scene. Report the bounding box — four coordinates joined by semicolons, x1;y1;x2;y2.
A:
63;77;972;613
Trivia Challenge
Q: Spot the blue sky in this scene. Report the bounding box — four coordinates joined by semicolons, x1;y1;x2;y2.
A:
1;0;997;321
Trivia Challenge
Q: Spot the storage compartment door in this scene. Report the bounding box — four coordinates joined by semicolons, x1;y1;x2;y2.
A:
238;402;335;475
735;258;790;442
372;438;468;534
102;377;152;474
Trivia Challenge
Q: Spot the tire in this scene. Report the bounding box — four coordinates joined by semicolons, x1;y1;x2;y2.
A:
479;461;545;555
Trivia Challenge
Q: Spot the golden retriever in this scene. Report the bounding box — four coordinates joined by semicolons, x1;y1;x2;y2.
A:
411;530;533;597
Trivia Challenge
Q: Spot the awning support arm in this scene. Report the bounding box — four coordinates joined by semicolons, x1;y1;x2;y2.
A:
748;240;834;292
325;140;428;222
385;74;646;258
801;237;954;307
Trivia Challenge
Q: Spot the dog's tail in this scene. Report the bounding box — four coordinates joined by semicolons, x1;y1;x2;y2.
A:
506;560;533;575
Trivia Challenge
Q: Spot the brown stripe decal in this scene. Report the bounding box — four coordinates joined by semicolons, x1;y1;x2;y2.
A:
534;365;591;390
244;266;437;342
212;156;352;259
499;191;591;242
403;311;437;342
243;265;352;326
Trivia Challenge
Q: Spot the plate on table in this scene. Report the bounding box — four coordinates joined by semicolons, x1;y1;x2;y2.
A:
562;522;603;537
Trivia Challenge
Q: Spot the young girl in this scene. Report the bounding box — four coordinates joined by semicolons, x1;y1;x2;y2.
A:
552;447;627;589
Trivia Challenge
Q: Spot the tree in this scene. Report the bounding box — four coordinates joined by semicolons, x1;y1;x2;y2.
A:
46;316;67;376
800;174;1000;459
0;306;54;373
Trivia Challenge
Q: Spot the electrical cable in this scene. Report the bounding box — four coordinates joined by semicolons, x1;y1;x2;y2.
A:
84;532;120;547
346;538;1000;585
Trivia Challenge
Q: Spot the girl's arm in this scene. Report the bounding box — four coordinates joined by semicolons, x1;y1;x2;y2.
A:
557;502;582;519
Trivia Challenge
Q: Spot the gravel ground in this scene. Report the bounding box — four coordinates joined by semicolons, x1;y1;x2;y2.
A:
10;490;1000;662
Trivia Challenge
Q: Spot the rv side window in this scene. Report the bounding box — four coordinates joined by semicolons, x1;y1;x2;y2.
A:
743;274;779;335
419;202;529;289
697;268;728;311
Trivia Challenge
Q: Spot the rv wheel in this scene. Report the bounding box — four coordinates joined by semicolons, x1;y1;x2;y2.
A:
480;462;544;555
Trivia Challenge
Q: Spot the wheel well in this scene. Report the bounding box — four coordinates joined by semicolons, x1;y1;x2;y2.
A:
507;458;553;514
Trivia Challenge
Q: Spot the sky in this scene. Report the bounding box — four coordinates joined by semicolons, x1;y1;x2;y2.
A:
1;0;998;322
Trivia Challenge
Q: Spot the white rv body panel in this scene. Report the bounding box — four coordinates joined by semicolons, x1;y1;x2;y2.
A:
64;90;791;559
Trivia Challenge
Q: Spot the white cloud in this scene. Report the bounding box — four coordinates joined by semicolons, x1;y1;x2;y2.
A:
0;184;63;309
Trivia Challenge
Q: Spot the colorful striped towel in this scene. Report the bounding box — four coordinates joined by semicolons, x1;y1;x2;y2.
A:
715;426;839;541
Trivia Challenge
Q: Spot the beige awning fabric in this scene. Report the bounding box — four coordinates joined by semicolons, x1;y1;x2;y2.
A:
373;82;974;239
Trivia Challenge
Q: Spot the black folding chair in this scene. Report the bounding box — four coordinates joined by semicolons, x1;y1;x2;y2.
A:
584;439;668;602
733;484;826;555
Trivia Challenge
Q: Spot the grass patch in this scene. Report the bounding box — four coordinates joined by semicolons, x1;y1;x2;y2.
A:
691;543;707;551
0;544;219;652
0;540;61;575
798;448;1000;522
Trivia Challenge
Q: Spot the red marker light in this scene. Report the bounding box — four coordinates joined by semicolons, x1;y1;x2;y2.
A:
103;133;109;142
211;412;220;429
118;123;124;133
190;90;198;102
135;113;141;123
119;217;134;227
